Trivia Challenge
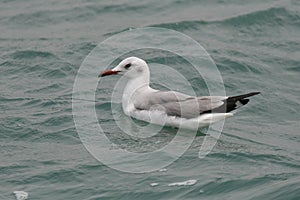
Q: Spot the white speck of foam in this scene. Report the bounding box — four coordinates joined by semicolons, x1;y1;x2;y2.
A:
168;179;197;187
13;191;28;200
150;183;159;187
158;168;167;172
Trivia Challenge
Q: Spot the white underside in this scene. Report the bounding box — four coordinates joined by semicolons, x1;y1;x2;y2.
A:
126;107;233;130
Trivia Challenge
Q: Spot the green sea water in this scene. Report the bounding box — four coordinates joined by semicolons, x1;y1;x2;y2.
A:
1;0;300;199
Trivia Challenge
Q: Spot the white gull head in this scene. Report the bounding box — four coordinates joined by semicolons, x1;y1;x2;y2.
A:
100;57;150;81
100;57;153;116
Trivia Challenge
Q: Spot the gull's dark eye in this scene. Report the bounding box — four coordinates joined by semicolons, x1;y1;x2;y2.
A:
124;63;131;69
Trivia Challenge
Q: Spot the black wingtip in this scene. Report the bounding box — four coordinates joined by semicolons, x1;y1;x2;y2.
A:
228;92;260;101
241;92;260;97
250;92;260;96
239;99;250;105
202;92;260;114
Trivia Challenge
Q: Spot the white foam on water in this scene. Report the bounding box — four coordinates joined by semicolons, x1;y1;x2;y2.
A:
168;179;197;187
150;183;159;187
158;168;167;172
13;191;28;200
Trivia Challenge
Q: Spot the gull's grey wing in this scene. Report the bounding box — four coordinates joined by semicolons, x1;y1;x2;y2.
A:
134;91;226;118
133;90;191;110
153;97;225;118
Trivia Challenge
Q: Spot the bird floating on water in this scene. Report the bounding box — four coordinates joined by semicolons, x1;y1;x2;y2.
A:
99;57;259;130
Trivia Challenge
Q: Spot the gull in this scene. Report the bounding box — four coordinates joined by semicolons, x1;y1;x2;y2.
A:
99;57;259;130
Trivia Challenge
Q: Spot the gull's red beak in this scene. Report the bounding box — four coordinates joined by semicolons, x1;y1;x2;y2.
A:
98;70;121;77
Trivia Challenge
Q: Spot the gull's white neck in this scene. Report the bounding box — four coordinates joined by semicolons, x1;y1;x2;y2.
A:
122;71;152;115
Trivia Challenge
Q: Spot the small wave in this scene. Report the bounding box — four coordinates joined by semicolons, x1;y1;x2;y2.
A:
220;7;300;27
37;61;75;79
11;50;56;60
287;66;300;72
41;68;67;78
151;20;208;31
4;3;148;27
216;57;264;75
25;83;63;94
150;7;300;31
